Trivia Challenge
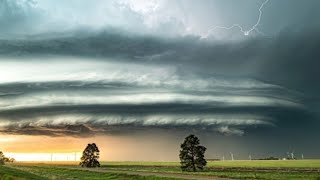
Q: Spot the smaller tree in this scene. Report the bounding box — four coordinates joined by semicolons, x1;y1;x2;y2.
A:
4;157;15;163
79;143;100;168
179;134;207;172
0;151;14;165
0;151;5;165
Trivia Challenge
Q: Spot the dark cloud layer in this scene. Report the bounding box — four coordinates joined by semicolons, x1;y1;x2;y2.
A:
0;73;313;137
0;29;319;137
1;27;320;94
0;1;319;147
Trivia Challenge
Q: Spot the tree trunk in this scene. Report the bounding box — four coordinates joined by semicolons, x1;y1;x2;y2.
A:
191;145;196;172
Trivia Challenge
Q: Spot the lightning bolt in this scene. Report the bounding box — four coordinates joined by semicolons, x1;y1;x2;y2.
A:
206;0;270;37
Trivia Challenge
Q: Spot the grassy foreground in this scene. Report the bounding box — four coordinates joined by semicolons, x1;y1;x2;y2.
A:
2;160;320;180
2;164;180;180
103;160;320;168
0;165;46;180
102;160;320;180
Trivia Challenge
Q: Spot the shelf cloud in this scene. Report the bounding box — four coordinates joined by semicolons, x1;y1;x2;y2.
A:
0;57;310;136
0;1;319;159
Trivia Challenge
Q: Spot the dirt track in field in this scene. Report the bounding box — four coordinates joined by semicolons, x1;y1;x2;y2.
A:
74;168;231;180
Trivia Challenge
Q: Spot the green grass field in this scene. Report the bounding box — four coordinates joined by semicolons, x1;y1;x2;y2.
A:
102;160;320;168
1;160;320;180
1;165;180;180
101;160;320;180
207;160;320;168
0;165;47;180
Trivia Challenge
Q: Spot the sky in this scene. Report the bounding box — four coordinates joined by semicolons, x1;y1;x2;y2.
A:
0;0;320;161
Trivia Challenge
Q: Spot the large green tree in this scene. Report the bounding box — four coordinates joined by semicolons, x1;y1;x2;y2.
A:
179;134;207;171
79;143;100;168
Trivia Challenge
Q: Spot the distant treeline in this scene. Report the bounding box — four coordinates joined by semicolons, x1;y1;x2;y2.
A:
208;156;299;161
253;157;280;160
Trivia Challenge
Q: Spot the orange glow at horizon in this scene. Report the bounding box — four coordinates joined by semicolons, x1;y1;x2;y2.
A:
5;152;82;162
0;134;89;152
0;134;85;161
0;132;181;161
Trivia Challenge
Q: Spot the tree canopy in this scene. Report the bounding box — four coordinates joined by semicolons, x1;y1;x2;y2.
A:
0;151;5;165
179;134;207;171
79;143;100;168
0;151;15;165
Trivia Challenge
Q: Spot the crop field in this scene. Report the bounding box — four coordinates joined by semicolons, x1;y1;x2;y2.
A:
1;160;320;180
103;160;320;168
0;164;179;180
102;160;320;179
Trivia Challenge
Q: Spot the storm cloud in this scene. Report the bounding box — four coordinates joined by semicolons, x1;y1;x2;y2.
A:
0;53;313;136
1;28;320;93
0;0;319;144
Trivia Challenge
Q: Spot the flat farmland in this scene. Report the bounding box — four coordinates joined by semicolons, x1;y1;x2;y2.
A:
1;160;319;180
